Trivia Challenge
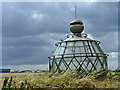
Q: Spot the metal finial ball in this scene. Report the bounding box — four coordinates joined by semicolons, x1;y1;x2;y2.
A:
70;19;84;33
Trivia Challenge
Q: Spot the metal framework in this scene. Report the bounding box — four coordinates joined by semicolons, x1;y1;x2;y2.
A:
48;34;108;74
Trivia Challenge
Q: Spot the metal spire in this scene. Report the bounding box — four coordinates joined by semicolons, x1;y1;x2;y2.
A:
75;5;77;19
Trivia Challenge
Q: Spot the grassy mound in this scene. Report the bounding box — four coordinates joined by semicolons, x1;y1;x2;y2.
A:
1;70;119;89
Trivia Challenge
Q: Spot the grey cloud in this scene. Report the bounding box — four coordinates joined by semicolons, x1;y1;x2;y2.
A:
2;32;67;65
2;2;118;66
99;32;118;52
3;35;50;47
3;46;50;65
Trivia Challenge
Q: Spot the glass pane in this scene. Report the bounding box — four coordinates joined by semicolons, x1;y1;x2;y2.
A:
54;43;66;55
96;43;104;54
75;41;82;53
60;61;66;70
91;42;101;53
65;42;74;54
96;61;101;70
84;41;91;54
88;41;95;54
54;45;60;55
64;58;72;63
59;47;64;54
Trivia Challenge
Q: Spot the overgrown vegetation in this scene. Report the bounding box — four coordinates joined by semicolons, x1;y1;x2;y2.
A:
1;70;119;89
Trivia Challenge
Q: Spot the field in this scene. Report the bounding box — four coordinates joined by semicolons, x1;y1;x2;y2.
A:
0;72;44;76
0;70;119;89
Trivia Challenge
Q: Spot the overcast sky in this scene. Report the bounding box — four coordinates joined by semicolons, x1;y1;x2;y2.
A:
2;2;118;69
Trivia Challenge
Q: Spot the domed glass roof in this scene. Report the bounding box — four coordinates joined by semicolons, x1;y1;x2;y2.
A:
48;20;108;74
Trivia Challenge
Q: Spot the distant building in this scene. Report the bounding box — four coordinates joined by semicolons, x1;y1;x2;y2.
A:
0;69;10;73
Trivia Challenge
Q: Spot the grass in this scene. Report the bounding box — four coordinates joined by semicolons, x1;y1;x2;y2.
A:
0;70;119;89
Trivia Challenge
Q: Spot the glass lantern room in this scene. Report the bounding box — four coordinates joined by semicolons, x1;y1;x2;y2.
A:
48;19;108;73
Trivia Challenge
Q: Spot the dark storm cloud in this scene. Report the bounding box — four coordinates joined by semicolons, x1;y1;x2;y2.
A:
3;46;49;65
2;2;118;65
2;2;73;37
78;3;118;34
